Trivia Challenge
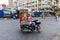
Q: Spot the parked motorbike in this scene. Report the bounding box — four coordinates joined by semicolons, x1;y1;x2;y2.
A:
12;13;18;19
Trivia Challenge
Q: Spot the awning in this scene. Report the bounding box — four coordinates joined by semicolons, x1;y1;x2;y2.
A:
40;10;54;12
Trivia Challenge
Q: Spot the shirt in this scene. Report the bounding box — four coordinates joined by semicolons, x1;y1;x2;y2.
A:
28;16;32;22
19;15;24;21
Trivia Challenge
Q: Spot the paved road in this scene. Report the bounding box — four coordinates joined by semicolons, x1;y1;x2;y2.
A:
0;17;60;40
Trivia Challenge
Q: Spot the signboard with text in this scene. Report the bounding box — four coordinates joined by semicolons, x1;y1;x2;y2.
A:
2;4;6;9
20;9;28;12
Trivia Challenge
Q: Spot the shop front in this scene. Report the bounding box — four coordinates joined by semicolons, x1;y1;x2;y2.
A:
40;10;55;17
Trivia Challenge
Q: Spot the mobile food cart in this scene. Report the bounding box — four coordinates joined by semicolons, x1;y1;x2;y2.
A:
19;8;33;32
19;8;41;32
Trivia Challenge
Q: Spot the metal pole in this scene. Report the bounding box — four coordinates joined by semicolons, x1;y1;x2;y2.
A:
34;0;36;11
40;0;42;9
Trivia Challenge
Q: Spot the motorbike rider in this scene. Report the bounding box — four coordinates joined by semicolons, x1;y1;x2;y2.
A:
27;14;35;30
28;13;32;24
27;14;41;31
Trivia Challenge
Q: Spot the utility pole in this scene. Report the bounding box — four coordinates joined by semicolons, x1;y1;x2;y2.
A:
27;0;29;8
37;0;38;11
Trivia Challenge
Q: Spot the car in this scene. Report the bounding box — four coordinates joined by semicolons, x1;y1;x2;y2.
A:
3;10;12;18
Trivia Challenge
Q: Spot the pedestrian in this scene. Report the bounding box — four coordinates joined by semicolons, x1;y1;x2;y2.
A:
16;10;19;18
41;15;43;19
55;15;58;22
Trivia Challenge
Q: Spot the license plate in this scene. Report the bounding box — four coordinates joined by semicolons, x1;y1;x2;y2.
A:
24;30;28;31
23;29;31;31
23;29;28;31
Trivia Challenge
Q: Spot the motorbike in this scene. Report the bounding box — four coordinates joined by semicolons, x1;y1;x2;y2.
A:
20;20;41;32
32;20;41;32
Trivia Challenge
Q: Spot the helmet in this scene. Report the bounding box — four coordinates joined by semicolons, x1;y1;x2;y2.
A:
37;21;41;24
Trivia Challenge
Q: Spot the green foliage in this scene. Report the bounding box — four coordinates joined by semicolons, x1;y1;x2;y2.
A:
57;13;60;17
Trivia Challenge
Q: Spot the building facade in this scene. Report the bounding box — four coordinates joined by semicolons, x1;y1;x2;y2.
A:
8;0;13;6
10;0;60;11
18;0;53;11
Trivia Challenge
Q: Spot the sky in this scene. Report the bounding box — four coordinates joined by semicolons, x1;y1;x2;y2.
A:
0;0;8;5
